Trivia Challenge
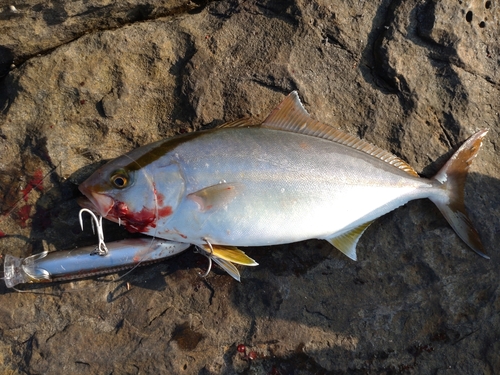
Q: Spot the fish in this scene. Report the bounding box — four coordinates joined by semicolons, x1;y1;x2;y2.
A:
78;91;489;265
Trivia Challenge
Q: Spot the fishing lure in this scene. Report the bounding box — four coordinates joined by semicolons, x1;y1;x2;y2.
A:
2;209;191;288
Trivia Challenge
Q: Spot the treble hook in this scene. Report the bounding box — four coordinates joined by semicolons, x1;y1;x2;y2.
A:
78;208;109;256
197;239;213;278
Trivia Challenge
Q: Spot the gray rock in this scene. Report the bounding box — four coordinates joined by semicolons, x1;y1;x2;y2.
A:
0;0;498;374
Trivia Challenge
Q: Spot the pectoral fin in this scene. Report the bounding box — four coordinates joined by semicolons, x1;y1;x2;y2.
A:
327;221;373;261
187;183;241;212
203;244;259;266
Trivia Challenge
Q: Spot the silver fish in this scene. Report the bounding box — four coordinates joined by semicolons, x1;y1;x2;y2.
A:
79;91;488;261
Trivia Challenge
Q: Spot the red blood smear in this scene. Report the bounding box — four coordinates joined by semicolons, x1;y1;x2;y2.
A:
21;169;44;201
123;207;156;233
112;202;156;233
17;205;32;228
31;169;44;190
110;200;173;234
0;230;5;238
158;206;173;218
155;190;165;206
114;201;129;217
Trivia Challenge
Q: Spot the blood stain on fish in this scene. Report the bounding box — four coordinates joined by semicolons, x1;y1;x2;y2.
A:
155;191;165;206
122;207;156;233
158;206;173;218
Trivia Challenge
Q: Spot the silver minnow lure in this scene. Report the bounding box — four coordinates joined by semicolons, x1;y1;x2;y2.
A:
2;238;190;288
78;91;489;262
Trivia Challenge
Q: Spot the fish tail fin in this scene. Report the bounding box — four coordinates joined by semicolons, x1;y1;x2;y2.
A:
429;129;489;258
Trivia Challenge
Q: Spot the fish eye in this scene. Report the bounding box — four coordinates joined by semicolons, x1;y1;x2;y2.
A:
110;170;129;189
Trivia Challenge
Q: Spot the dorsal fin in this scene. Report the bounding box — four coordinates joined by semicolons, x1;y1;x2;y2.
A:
262;92;419;177
218;117;256;128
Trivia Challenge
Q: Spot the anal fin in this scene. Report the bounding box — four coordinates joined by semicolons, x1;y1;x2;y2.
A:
327;221;373;261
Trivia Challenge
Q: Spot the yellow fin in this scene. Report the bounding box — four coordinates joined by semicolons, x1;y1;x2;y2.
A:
262;91;419;177
187;183;241;212
327;221;373;261
204;245;259;266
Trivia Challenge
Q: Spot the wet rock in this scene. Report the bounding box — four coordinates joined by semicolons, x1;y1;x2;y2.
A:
0;0;499;374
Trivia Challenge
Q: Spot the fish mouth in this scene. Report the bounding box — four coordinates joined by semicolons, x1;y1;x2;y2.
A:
77;188;114;219
77;196;99;213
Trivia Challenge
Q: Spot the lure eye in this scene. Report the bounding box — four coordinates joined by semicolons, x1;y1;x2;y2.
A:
110;170;129;189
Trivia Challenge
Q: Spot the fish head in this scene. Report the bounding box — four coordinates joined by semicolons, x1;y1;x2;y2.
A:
79;150;184;234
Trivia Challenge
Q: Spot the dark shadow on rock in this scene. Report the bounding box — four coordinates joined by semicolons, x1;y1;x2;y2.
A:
407;2;471;148
207;0;301;25
359;1;405;92
358;1;416;112
409;1;462;63
41;4;69;26
26;162;116;252
168;34;198;131
0;67;21;115
0;46;13;80
126;3;155;21
253;0;301;26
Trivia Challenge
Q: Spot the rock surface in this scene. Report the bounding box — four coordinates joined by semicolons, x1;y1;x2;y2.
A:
0;0;499;374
